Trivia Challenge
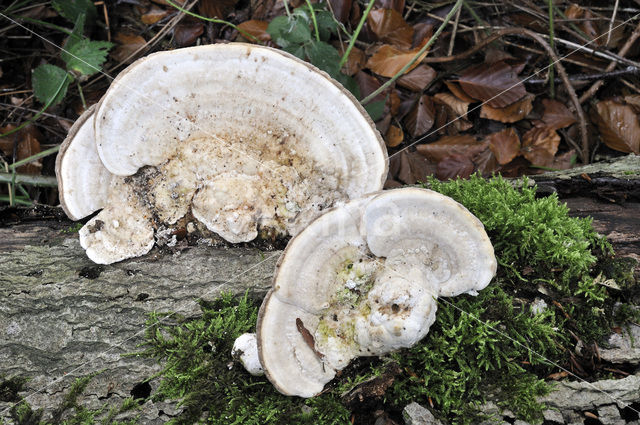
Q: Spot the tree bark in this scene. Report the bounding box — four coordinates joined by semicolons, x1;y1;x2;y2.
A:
0;154;638;422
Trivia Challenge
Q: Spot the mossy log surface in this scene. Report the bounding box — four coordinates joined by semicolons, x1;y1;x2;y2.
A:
0;155;638;423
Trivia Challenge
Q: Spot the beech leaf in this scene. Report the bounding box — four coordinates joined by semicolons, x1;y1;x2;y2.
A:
397;65;436;91
385;124;404;147
538;98;576;130
237;20;272;42
458;61;527;108
436;154;475;180
366;42;428;78
521;126;561;166
404;95;435;138
488;128;521;165
591;100;640;154
367;8;414;49
480;95;533;123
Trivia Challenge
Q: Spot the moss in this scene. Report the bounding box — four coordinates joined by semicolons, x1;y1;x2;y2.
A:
134;175;637;425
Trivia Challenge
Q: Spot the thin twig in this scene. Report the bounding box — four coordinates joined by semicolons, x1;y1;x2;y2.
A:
527;66;639;84
580;20;640;103
607;0;620;46
447;5;462;56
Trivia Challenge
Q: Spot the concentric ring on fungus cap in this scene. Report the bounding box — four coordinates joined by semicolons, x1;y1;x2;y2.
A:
256;187;497;397
56;43;388;264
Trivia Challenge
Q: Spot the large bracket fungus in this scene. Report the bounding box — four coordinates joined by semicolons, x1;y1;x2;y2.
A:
254;188;497;397
56;43;387;264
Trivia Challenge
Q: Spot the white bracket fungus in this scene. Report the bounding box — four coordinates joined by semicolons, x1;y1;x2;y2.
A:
254;188;497;397
232;333;264;376
55;43;387;264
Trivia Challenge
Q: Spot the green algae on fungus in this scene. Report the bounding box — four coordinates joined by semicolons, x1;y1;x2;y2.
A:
137;176;635;425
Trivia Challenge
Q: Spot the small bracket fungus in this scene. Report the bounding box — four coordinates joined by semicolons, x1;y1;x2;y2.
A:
56;43;387;264
255;188;497;397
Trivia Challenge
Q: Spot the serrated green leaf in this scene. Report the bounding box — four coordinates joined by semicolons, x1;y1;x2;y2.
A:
305;40;341;77
51;0;96;28
292;7;310;22
283;44;306;60
364;100;385;122
267;15;311;48
32;64;72;106
315;10;338;41
62;38;112;76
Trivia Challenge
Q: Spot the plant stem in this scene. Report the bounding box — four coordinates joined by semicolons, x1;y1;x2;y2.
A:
8;145;60;171
305;0;320;42
0;172;58;187
164;0;261;43
78;82;87;111
339;0;375;70
361;0;464;105
283;0;292;17
0;195;32;206
548;0;555;98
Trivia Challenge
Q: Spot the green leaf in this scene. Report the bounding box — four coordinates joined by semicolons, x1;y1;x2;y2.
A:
364;100;385;122
334;73;360;98
32;64;72;106
305;40;341;77
51;0;96;28
62;38;113;76
267;15;311;48
315;10;338;41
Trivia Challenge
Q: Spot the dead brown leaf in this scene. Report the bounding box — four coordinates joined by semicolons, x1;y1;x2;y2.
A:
397;65;436;91
591;100;640;154
385;124;404;147
0;125;42;174
416;135;487;162
151;0;186;6
433;92;469;118
480;95;533;123
444;81;476;103
375;0;405;13
386;150;435;186
623;95;640;114
367;8;414;49
565;5;600;46
520;126;561;166
198;0;237;18
355;71;384;102
488;128;521;165
328;0;352;23
458;61;527;108
141;5;169;25
473;147;501;176
436;155;475;180
366;42;428;78
174;17;204;47
334;42;366;76
237;20;271;42
110;32;147;63
551;149;577;170
537;98;577;130
404;95;434;138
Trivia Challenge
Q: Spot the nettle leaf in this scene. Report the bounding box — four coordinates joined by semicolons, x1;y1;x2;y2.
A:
62;38;113;76
32;64;72;106
267;15;311;48
334;73;360;98
306;40;341;77
52;0;96;27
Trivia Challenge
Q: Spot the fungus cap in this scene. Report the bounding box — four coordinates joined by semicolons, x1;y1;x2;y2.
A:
257;188;496;397
57;43;388;263
55;105;113;221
